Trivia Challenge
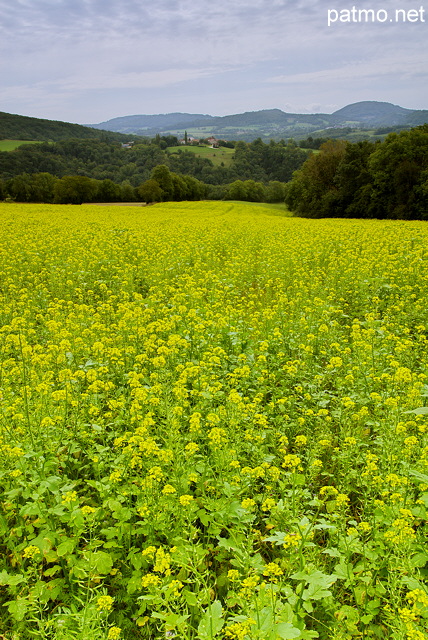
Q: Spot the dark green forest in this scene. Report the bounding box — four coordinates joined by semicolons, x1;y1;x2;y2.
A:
0;111;133;143
0;137;309;204
285;125;428;220
0;125;427;218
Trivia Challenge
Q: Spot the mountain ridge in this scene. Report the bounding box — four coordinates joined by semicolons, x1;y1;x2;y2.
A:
88;101;427;140
1;101;427;145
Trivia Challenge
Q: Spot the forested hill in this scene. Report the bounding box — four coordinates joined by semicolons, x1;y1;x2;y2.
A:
89;101;427;140
0;111;135;143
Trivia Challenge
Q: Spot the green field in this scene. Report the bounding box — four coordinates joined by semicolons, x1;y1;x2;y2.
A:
168;145;235;167
0;201;427;640
0;139;42;151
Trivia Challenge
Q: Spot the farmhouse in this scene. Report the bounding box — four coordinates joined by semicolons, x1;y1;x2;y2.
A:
179;135;199;144
207;136;219;148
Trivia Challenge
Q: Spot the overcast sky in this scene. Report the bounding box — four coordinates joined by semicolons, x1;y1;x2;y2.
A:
1;0;427;124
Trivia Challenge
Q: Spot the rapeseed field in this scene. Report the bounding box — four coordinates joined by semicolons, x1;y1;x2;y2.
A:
0;201;427;640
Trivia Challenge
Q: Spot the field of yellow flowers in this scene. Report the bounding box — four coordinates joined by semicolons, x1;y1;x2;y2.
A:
0;201;427;640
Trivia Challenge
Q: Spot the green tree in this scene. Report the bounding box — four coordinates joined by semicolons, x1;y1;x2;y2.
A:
120;180;137;202
226;180;248;201
137;179;163;203
96;179;122;202
150;164;174;200
54;175;98;204
29;172;58;202
266;181;286;203
284;140;347;217
368;126;428;219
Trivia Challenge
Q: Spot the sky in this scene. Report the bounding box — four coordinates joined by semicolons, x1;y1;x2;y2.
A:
0;0;427;124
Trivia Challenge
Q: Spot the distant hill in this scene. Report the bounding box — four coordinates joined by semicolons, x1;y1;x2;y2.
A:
329;101;413;125
89;112;213;133
1;102;426;145
91;101;427;141
0;111;135;143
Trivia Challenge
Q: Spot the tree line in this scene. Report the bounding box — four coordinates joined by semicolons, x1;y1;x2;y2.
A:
0;165;288;205
0;136;309;204
0;137;309;186
1;126;427;216
285;125;428;220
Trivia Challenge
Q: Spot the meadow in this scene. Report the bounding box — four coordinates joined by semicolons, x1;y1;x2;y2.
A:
0;201;427;640
0;140;41;152
167;146;236;168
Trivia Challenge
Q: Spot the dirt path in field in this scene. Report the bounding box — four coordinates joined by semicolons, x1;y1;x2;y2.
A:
85;202;148;206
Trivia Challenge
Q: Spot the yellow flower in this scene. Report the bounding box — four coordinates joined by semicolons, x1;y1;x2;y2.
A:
62;490;78;504
141;573;161;588
96;595;114;612
263;562;284;582
227;569;240;580
107;627;122;640
162;484;176;494
179;494;193;506
23;545;40;559
81;505;96;515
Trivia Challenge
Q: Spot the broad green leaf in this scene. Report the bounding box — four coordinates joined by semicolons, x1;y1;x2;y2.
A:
410;552;428;568
57;538;76;556
276;622;302;639
404;407;428;415
409;469;428;484
302;582;333;601
92;551;113;574
8;598;28;622
197;600;224;639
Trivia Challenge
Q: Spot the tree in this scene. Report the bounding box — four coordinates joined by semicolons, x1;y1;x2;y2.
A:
226;180;248;201
137;179;163;203
96;179;122;202
266;181;286;203
150;164;174;200
54;175;98;204
368;126;428;219
120;180;137;202
284;140;347;217
29;172;58;202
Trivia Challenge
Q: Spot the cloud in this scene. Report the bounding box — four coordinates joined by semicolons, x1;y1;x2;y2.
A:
0;0;426;120
267;52;428;85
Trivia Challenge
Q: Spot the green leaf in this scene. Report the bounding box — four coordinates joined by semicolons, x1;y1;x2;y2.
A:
410;553;428;568
152;611;189;627
182;588;199;607
302;582;333;601
8;598;28;622
57;538;76;556
404;406;428;415
276;622;302;639
255;607;273;633
92;551;113;574
322;548;341;558
409;469;428;484
0;570;9;585
197;600;224;639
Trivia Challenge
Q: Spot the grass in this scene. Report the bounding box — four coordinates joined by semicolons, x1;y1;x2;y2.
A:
0;139;42;151
167;145;235;167
0;200;427;640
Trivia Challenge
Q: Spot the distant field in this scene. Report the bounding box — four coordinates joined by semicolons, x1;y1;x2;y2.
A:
0;139;41;151
167;144;235;167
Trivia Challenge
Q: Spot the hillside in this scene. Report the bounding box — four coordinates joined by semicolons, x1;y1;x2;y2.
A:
90;112;213;133
0;111;136;143
329;101;413;125
90;101;427;141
